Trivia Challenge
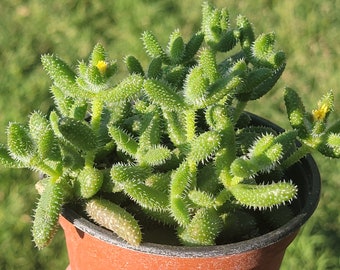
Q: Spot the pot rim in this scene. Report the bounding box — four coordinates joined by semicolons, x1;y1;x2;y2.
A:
61;114;321;258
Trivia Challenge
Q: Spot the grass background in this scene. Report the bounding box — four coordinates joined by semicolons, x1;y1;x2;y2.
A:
0;0;339;269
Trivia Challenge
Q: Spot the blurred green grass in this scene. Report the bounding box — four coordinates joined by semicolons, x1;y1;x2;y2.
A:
0;1;339;269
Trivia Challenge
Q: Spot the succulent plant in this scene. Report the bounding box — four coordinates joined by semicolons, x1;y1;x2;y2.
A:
1;2;340;249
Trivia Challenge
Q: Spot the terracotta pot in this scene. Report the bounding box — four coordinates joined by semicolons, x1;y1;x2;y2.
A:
59;115;321;270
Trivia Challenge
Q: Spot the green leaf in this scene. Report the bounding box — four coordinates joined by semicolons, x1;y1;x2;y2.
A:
179;208;223;246
104;74;143;103
230;181;297;210
236;15;255;59
147;57;162;79
167;29;185;64
90;43;106;65
125;55;144;76
0;144;22;168
111;165;168;211
142;30;167;60
237;65;285;101
316;133;340;158
210;30;237;52
41;54;81;98
75;166;103;198
7;123;34;163
111;164;151;184
32;180;64;249
108;125;138;157
29;111;61;160
162;110;187;146
284;87;308;138
188;131;221;163
205;76;242;106
138;110;161;148
145;172;171;193
164;65;187;87
58;117;97;152
144;79;186;111
188;190;215;208
85;198;142;246
253;33;276;58
138;145;172;166
121;180;169;212
170;197;191;226
230;134;284;179
199;48;218;82
169;162;194;224
183;32;204;61
184;66;209;108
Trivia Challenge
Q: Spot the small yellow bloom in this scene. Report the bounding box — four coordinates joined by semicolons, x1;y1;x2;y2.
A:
96;60;108;74
312;103;328;121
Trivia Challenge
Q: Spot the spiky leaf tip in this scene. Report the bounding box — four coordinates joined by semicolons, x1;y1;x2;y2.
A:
142;30;167;60
188;190;215;208
184;66;209;108
125;55;145;76
0;144;22;168
284;87;308;136
167;29;185;64
252;33;276;61
90;43;106;66
230;181;298;210
183;31;204;61
41;54;79;98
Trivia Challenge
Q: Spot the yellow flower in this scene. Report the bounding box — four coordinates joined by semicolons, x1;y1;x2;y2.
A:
96;60;108;74
312;103;329;121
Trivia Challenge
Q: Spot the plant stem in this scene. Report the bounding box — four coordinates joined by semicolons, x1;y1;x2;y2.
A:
91;98;104;136
281;143;313;170
32;158;60;179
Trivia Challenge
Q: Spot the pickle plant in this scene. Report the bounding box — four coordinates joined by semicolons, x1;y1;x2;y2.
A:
1;2;340;249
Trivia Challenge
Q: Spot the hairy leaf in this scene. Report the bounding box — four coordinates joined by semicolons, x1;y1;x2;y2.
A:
179;208;223;246
144;79;186;111
230;182;297;210
104;74;143;103
75;166;103;198
108;125;138;157
32;180;64;249
58;117;97;152
125;55;145;76
188;131;221;163
85;198;142;246
7;123;34;163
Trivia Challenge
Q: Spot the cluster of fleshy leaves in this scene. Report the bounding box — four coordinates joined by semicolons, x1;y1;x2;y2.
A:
1;2;340;248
